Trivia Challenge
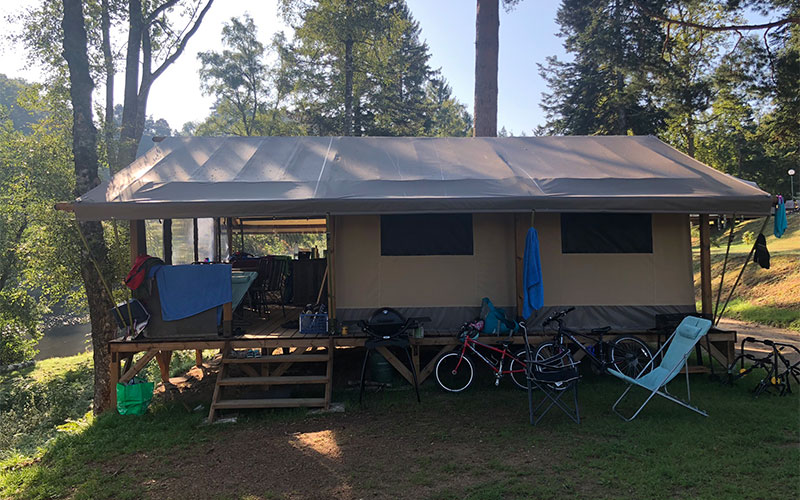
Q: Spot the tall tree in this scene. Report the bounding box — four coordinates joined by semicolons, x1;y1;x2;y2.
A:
61;0;116;414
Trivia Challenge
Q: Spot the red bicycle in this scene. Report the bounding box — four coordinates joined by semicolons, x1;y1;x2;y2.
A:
435;328;528;392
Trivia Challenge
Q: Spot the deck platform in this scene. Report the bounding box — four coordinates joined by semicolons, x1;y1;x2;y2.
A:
109;306;737;417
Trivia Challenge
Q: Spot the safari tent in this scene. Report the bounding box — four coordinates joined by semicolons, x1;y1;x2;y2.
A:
67;135;772;331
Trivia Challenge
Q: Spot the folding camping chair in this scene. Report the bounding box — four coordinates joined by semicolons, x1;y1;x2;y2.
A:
608;316;712;421
522;322;581;425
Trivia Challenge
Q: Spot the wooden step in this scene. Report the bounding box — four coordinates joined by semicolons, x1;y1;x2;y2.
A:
217;375;329;386
212;398;326;409
223;354;329;364
680;365;711;374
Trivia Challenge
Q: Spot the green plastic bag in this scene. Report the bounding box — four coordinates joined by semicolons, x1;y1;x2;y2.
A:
116;377;154;415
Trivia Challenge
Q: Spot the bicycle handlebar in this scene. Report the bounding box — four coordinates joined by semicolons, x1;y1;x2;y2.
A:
542;307;575;327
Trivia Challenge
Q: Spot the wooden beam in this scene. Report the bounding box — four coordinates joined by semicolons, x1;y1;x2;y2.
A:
155;350;172;383
419;344;457;384
325;214;336;321
699;214;713;317
213;218;221;262
119;349;158;384
514;213;527;318
109;351;120;412
226;217;233;257
130;220;147;265
192;218;199;262
375;346;414;385
162;219;172;265
195;349;203;367
222;302;232;337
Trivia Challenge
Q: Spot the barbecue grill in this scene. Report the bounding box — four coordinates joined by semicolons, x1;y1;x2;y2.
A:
356;307;427;404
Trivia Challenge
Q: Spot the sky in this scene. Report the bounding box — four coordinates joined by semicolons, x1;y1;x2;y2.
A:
0;0;566;134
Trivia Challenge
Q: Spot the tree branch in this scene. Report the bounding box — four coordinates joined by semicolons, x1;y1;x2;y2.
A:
633;0;798;32
145;0;181;24
151;0;214;82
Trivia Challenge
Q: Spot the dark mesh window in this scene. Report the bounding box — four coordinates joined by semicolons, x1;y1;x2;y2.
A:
561;213;652;254
381;214;473;256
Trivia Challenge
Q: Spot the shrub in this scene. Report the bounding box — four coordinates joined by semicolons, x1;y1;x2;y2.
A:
742;230;756;246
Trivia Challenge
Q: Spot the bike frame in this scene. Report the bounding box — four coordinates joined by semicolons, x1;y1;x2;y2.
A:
548;320;609;369
454;335;526;377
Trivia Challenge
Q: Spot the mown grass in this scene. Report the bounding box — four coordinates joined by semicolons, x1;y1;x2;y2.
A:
693;213;800;331
1;357;797;500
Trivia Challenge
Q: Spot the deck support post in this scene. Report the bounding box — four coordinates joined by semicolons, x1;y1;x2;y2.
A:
226;217;233;257
193;218;199;262
213;218;221;261
698;214;713;365
514;213;527;319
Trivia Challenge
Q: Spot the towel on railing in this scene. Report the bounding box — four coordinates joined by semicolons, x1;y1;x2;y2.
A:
151;264;232;321
523;227;544;319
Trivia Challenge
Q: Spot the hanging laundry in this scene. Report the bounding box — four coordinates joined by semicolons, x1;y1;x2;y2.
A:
754;233;770;269
774;195;788;238
523;227;544;319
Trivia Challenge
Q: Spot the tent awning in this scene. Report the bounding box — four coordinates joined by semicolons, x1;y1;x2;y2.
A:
67;135;773;220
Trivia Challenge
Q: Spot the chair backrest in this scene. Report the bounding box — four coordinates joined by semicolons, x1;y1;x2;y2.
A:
658;316;712;382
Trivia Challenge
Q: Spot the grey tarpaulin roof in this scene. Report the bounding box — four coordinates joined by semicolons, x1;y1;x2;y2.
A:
70;135;772;220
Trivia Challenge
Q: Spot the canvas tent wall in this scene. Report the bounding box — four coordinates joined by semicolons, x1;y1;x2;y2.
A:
333;212;694;331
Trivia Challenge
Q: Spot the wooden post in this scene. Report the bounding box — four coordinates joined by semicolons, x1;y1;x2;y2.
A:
109;351;120;412
195;349;203;367
698;214;713;365
222;302;233;336
325;214;336;321
155;351;173;384
226;217;233;257
130;220;147;265
193;218;199;262
514;213;527;318
162;219;172;265
213;218;221;262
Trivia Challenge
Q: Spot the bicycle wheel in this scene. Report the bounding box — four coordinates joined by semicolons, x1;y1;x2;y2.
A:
508;349;529;390
534;341;573;390
435;352;475;392
610;336;653;377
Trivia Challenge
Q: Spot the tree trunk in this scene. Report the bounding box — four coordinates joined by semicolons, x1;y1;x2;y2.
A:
473;0;499;137
62;0;117;415
101;0;115;163
117;0;144;172
343;0;353;136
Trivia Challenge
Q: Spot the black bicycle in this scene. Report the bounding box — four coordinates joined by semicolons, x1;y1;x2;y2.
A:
534;307;654;379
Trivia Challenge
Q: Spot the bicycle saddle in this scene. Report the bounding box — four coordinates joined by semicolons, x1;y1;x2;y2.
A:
591;326;611;334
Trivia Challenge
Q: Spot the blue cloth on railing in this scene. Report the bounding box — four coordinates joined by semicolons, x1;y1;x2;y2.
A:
774;196;787;238
151;264;232;321
523;227;544;319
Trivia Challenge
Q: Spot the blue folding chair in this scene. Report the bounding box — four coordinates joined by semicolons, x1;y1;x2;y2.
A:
608;316;712;421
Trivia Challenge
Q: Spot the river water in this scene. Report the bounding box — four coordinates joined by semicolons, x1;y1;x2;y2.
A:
35;321;92;360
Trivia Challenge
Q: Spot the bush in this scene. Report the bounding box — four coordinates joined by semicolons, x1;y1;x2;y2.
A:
0;289;42;364
742;230;756;246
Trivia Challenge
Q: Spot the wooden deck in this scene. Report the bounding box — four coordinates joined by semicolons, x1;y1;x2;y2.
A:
108;306;738;419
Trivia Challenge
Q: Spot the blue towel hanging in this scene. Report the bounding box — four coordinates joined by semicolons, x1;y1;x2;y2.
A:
523;227;544;319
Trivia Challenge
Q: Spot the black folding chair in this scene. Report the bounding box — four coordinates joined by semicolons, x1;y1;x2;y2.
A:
521;322;581;425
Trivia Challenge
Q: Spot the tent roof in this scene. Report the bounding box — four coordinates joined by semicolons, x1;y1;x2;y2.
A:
69;135;772;220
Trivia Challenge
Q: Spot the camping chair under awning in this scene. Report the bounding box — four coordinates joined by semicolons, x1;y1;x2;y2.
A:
608;316;713;422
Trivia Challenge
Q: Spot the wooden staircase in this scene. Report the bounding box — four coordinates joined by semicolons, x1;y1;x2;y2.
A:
208;340;333;423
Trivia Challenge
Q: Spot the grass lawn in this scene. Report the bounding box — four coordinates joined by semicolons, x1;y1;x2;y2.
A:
693;213;800;331
1;356;798;500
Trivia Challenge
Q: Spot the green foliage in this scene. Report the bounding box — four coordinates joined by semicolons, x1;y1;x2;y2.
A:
741;230;756;245
0;79;78;362
0;353;93;459
274;0;471;137
540;0;800;194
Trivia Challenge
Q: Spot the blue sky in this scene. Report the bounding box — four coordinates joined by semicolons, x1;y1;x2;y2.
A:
0;0;567;134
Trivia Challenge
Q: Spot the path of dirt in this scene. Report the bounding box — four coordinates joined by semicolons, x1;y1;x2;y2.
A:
717;318;799;363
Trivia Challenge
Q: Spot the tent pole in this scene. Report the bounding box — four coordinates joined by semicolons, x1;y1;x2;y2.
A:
698;214;713;366
226;217;233;259
213;218;220;262
712;216;736;322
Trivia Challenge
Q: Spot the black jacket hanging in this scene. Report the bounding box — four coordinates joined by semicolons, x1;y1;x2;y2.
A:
753;234;770;269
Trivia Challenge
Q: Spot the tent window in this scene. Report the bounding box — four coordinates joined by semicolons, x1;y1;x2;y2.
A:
380;214;473;256
561;213;653;254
